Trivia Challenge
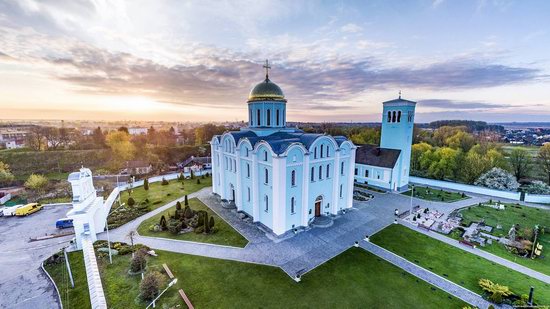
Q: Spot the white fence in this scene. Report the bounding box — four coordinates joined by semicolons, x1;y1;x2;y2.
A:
0;193;11;205
410;176;521;200
410;176;550;204
525;194;550;204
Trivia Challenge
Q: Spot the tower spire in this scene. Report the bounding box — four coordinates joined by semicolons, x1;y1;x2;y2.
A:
263;59;271;81
399;90;402;99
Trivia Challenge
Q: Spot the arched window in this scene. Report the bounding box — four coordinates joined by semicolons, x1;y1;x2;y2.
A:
326;164;330;178
387;111;391;122
267;109;271;126
291;170;296;186
365;170;369;178
250;110;253;126
264;195;269;212
339;184;343;198
246;163;250;178
257;109;261;126
311;166;315;182
392;111;396;123
397;111;401;122
314;147;317;159
276;110;280;126
291;197;295;214
264;151;268;161
326;147;330;157
340;162;345;175
320;144;324;158
319;165;323;180
265;168;269;184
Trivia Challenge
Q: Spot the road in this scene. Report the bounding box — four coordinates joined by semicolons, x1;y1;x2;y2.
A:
0;205;73;309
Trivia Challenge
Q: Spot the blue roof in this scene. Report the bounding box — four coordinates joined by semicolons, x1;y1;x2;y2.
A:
218;130;350;155
383;97;416;104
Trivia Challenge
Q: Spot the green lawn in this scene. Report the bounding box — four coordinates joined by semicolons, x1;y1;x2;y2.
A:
54;247;466;308
137;197;248;248
43;251;91;309
459;203;550;276
107;177;212;229
402;185;469;202
372;224;550;305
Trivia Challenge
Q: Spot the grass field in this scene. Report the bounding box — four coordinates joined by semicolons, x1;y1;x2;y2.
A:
49;247;466;308
107;177;211;229
459;203;550;276
137;197;248;247
372;224;550;305
43;251;91;309
401;185;469;202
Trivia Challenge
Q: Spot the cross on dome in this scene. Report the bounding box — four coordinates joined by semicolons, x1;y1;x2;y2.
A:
263;59;271;80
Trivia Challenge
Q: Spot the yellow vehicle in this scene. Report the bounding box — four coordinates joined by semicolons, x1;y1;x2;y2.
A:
15;203;43;216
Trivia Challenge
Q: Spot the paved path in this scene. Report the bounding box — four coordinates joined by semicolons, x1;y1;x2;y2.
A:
400;220;550;284
360;241;495;309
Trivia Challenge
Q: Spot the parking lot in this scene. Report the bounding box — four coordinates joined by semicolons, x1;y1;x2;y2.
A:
0;205;73;309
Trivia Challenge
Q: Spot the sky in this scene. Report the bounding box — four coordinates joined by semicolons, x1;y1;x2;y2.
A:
0;0;549;123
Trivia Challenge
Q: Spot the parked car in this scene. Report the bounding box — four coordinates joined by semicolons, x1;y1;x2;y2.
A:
15;203;43;216
56;218;74;229
2;204;23;217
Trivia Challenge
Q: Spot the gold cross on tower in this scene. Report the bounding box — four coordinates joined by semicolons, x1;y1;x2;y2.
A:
263;59;271;80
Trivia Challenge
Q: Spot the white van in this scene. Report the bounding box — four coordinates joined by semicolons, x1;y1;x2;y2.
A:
2;205;23;217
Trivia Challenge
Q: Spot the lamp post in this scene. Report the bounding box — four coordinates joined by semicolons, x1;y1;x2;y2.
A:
105;202;125;264
146;278;178;308
409;184;415;220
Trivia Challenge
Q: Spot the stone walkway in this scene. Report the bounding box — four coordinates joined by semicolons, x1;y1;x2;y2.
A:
400;220;550;284
360;241;496;309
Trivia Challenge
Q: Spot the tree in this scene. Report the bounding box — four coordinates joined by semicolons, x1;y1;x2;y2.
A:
349;128;380;145
209;216;215;230
118;126;129;134
411;143;433;172
508;148;532;180
24;174;49;192
127;197;135;206
0;161;15;184
445;131;476;152
130;251;147;273
524;180;550;194
92;126;106;148
475;167;520;191
538;143;550;185
426;147;459;180
143;178;149;191
159;215;167;230
184;195;189;206
139;271;164;301
126;230;137;255
459;149;492;184
26;126;47;151
105;130;136;165
432;126;468;147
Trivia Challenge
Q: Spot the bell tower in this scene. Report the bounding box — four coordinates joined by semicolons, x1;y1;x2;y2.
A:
380;93;416;190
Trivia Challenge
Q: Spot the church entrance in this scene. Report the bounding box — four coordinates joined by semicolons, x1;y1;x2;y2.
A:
314;196;323;217
230;184;235;202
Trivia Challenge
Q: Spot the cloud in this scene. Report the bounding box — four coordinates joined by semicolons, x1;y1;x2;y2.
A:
340;23;362;33
417;99;509;110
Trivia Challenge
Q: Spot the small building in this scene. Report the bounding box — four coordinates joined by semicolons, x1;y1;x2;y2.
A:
121;160;153;175
180;156;212;172
128;127;148;135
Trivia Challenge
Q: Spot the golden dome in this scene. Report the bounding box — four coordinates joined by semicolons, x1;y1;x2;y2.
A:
248;78;286;102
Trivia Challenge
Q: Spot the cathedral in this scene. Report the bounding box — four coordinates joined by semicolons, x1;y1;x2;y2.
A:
211;61;356;236
211;61;415;236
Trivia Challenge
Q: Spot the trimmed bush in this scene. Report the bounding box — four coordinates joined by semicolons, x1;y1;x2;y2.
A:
161;178;169;186
127;197;136;207
139;271;164;302
209;216;215;230
130;252;146;273
196;178;201;184
159;215;167;231
143;178;149;191
184;195;189;206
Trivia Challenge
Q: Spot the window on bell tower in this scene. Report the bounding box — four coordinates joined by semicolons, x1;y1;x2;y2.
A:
267;109;271;126
257;109;261;126
397;111;401;122
276;110;280;126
